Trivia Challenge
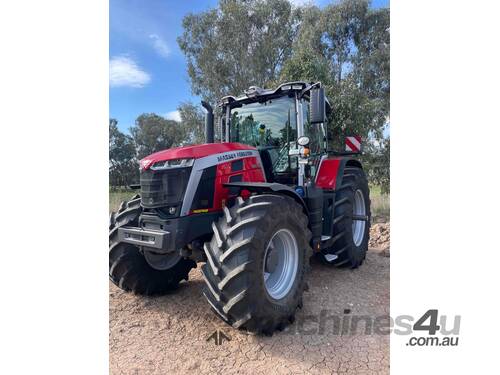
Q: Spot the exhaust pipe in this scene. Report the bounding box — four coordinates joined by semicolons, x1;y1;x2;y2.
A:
201;101;214;143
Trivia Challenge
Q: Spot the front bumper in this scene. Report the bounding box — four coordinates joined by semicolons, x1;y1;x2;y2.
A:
116;211;222;254
117;226;169;250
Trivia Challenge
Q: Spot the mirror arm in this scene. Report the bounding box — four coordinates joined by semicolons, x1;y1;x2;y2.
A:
298;82;321;99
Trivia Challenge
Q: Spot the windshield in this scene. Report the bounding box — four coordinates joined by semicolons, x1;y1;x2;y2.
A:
229;96;297;148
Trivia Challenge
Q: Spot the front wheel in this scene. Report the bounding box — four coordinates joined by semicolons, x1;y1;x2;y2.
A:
318;167;371;268
201;194;312;334
109;195;196;295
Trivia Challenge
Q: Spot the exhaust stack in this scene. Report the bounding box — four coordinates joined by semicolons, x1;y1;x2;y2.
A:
201;101;214;143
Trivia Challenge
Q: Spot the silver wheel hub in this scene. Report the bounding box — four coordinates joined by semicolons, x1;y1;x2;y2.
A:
263;229;299;300
144;250;181;271
352;189;366;246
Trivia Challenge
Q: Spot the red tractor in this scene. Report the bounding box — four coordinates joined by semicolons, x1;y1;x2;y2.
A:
109;82;370;334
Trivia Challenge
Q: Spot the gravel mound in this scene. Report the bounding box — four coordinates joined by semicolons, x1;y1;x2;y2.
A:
369;223;390;257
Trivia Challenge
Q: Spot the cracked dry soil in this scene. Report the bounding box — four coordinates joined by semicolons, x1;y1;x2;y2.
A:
110;249;389;375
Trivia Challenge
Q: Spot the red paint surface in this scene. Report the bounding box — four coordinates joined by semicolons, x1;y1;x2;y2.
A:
140;142;256;170
315;158;341;189
190;156;265;214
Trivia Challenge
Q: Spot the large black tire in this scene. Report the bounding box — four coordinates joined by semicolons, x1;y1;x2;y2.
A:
318;167;371;268
109;194;196;295
201;194;312;335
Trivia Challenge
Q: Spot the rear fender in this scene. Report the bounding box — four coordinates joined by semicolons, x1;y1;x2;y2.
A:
315;156;362;190
315;157;363;241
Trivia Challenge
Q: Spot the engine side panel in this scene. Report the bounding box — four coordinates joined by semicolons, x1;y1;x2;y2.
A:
181;150;266;216
211;156;265;212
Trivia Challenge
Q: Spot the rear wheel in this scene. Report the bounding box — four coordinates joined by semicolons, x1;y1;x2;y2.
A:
109;195;196;295
201;194;311;334
319;167;371;268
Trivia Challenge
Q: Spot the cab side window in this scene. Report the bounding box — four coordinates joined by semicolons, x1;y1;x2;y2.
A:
302;100;323;155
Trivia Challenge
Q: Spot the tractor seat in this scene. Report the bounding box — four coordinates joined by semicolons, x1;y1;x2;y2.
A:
258;147;275;182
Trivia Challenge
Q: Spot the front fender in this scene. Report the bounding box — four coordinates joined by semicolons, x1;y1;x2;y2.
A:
223;181;308;214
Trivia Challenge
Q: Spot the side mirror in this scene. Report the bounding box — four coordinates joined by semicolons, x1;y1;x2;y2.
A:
310;87;326;124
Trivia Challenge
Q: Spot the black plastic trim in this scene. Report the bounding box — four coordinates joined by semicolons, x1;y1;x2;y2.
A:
191;166;216;210
223;181;308;214
231;159;243;172
131;211;223;254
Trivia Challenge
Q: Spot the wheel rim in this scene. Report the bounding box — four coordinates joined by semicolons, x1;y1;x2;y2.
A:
352;189;366;246
263;229;299;300
144;250;181;271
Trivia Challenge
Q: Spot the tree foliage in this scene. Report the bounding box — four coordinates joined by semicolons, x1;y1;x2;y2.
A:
178;0;299;101
109;119;138;187
362;137;390;193
130;114;186;159
178;102;205;144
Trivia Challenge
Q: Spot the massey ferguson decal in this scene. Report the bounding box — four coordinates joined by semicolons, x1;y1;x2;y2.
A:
216;150;253;163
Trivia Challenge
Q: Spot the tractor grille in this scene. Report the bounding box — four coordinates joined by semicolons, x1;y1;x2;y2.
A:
140;167;192;210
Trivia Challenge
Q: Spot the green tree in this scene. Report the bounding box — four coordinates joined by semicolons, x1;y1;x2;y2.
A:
177;0;299;100
363;136;390;193
109;119;138;187
178;102;205;144
130;114;186;159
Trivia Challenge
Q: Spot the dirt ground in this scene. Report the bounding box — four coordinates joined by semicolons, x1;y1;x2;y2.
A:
109;232;390;375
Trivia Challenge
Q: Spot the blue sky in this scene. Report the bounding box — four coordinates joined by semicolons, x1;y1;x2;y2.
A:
110;0;389;133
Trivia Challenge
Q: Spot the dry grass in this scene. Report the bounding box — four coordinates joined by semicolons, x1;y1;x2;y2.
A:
109;189;138;213
370;185;390;222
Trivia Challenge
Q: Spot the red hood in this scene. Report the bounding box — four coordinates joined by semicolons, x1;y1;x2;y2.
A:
140;142;256;170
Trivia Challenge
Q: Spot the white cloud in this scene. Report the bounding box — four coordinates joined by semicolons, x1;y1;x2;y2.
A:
109;56;151;88
149;34;170;59
164;110;181;122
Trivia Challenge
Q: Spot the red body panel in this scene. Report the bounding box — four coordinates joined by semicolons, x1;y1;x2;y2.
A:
189;156;265;214
141;142;256;170
315;158;342;189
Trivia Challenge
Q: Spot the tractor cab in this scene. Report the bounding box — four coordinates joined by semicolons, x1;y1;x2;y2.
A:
216;82;329;187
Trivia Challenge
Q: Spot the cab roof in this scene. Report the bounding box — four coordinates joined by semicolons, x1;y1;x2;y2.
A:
218;81;331;110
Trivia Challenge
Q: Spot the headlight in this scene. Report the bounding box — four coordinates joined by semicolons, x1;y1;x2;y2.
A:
150;158;195;170
139;158;153;171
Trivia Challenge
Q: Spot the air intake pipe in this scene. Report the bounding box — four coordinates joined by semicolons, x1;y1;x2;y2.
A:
201;101;214;143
